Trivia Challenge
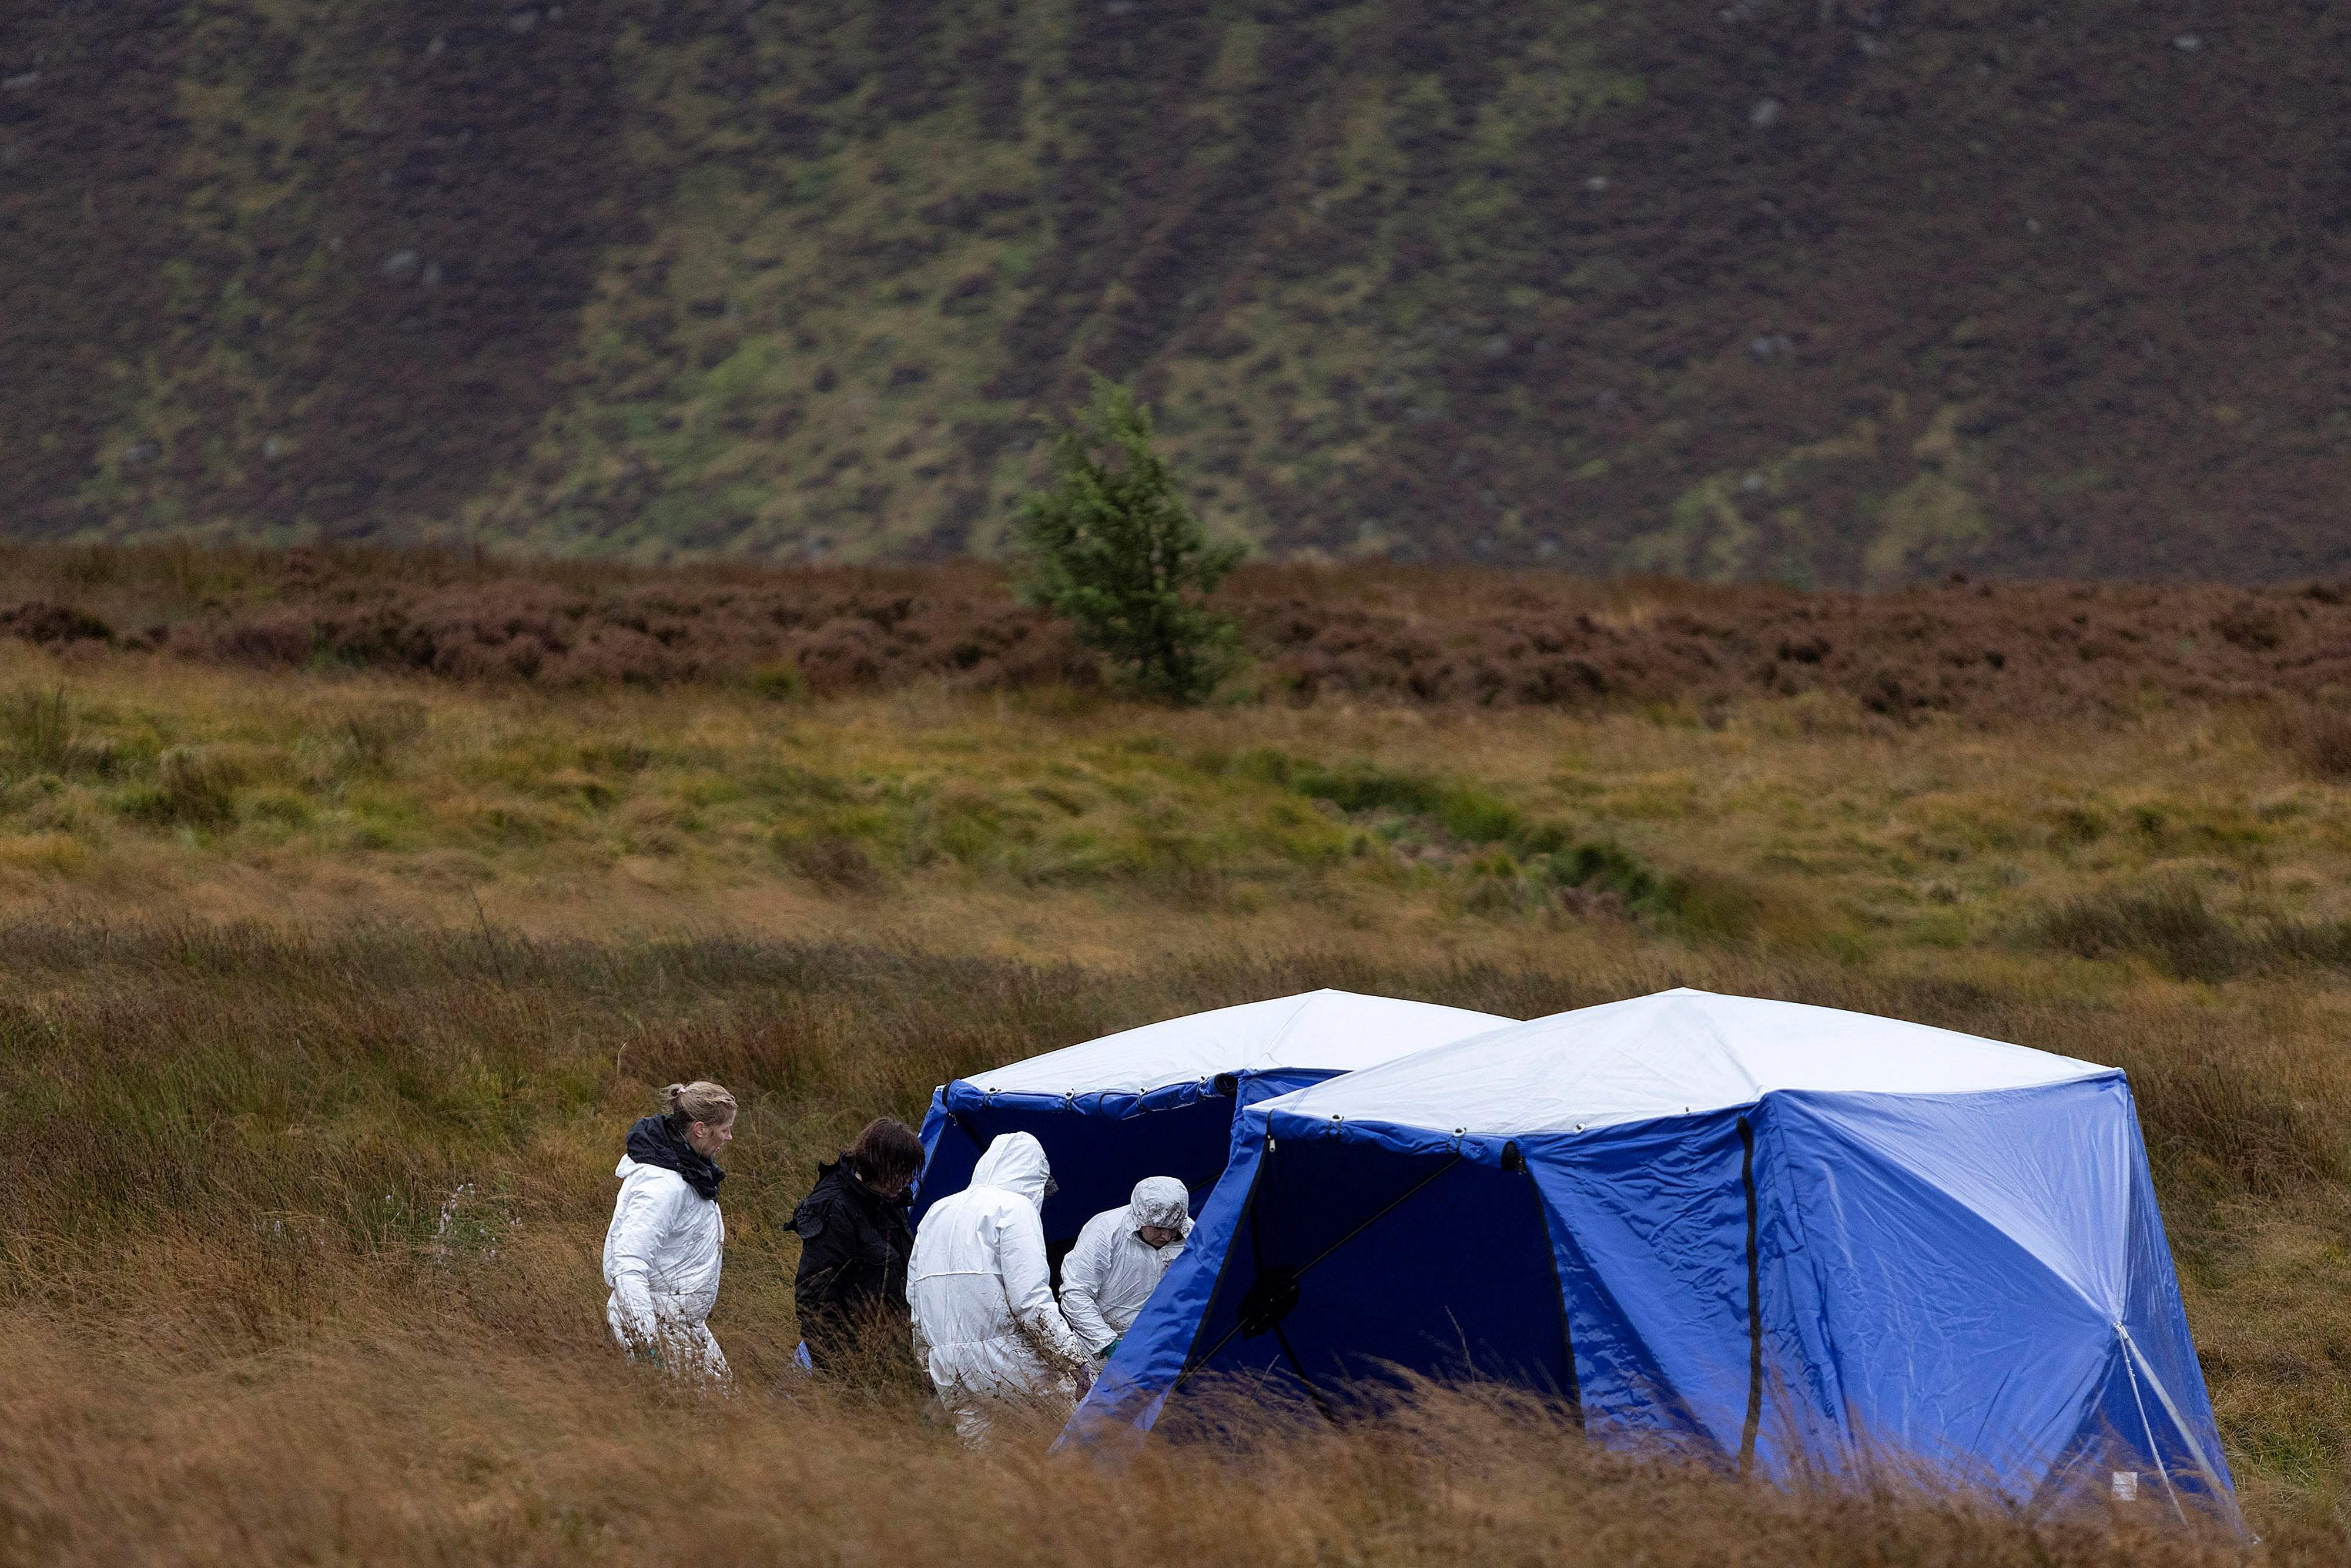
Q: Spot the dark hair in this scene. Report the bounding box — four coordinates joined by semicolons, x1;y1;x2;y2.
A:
847;1117;924;1190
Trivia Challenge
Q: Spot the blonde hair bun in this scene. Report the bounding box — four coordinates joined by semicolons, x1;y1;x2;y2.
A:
661;1080;738;1127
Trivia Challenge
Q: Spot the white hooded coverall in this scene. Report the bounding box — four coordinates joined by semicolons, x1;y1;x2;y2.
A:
1060;1176;1192;1362
907;1132;1084;1442
602;1154;729;1381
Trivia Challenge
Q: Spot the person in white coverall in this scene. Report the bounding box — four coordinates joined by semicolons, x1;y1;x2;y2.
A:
906;1131;1087;1445
1060;1176;1191;1367
602;1080;736;1382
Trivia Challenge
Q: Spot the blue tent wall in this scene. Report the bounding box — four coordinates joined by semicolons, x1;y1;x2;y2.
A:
1523;1113;1757;1461
1071;1114;1575;1442
2117;1120;2235;1515
1076;1107;1750;1460
1760;1083;2116;1482
910;1070;1339;1258
1173;1127;1568;1410
1757;1078;2233;1519
1070;1080;2239;1527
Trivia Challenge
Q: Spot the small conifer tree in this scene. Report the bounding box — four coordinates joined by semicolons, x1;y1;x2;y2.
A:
1012;378;1245;703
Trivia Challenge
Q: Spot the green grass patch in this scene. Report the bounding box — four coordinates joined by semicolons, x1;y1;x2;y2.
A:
2;686;77;776
112;746;242;829
1229;749;1526;845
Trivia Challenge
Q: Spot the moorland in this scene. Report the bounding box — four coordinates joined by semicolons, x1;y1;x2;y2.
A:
5;548;2351;1563
8;3;2349;580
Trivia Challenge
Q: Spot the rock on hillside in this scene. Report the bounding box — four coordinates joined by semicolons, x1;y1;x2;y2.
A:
2;1;2347;583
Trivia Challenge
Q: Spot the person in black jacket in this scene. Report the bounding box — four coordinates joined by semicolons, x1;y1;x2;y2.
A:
790;1115;924;1376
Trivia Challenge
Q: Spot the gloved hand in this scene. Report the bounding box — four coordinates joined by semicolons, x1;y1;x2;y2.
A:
1104;1336;1123;1359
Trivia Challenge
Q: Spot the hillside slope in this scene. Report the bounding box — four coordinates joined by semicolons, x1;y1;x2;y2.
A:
4;1;2347;581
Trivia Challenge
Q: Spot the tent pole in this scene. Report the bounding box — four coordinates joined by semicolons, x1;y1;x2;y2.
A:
1170;1147;1274;1395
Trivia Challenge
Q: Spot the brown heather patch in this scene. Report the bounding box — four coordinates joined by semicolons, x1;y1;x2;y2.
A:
9;547;2351;720
2266;700;2351;783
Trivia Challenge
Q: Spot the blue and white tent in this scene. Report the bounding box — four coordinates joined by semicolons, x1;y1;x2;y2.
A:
912;990;1513;1268
1069;989;2238;1527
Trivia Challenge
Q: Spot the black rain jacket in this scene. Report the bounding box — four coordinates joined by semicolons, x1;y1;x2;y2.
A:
789;1158;914;1371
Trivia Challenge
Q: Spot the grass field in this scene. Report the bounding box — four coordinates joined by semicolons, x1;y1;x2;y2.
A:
6;583;2351;1562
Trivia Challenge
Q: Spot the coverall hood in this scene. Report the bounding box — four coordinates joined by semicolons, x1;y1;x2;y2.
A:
969;1131;1053;1211
1127;1175;1192;1238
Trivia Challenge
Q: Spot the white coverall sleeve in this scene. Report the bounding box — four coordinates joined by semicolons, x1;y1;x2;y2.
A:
997;1207;1083;1368
1059;1217;1121;1355
607;1177;676;1343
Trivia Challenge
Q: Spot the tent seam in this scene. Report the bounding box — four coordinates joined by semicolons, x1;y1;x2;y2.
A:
1253;990;1328;1073
1685;993;1767;1108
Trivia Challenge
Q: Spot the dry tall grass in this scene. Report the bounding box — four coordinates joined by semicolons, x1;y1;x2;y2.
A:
2;1316;2306;1567
4;921;2350;1560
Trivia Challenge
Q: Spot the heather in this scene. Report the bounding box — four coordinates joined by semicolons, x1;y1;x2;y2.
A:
11;545;2351;719
11;5;2349;581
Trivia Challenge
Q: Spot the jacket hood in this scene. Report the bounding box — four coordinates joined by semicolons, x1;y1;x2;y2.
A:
1127;1175;1192;1237
969;1131;1053;1210
623;1114;724;1201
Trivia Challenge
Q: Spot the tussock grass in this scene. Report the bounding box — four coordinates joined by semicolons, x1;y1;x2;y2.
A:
2;919;2340;1242
341;698;428;778
2041;882;2250;983
2266;701;2351;783
2038;880;2351;989
3;919;2351;1554
1;1318;2295;1567
113;745;244;827
1;686;74;774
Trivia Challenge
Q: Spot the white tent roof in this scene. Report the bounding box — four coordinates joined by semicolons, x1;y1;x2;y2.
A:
967;990;1516;1099
1261;989;2112;1135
